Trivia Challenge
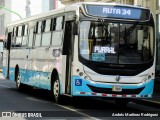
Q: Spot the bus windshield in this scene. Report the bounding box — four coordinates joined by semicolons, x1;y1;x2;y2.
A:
79;21;154;64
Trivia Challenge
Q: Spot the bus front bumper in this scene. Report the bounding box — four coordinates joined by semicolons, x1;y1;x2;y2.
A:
72;76;154;98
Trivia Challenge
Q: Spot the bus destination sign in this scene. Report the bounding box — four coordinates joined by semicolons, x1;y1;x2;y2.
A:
86;5;150;20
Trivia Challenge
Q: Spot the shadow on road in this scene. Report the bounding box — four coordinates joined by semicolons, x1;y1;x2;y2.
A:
10;85;141;112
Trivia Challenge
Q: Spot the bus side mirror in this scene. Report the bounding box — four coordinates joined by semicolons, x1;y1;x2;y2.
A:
7;32;12;50
73;21;78;35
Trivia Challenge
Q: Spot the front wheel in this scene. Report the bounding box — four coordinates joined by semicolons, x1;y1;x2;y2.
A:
53;79;64;104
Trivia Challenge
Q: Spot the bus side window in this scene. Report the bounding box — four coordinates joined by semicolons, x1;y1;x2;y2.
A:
45;19;51;32
11;27;16;47
35;21;42;47
51;16;64;46
12;26;21;48
28;27;34;48
42;19;51;47
55;16;64;30
15;26;22;47
42;20;46;32
22;24;28;47
50;18;55;31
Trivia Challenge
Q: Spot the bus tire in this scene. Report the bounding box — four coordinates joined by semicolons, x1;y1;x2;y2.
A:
53;79;64;104
15;70;23;91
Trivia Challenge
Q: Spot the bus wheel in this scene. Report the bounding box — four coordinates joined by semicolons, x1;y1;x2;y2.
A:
16;72;22;91
53;79;63;104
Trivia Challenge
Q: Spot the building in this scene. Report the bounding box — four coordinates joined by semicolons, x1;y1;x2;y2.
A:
0;0;6;40
0;0;56;40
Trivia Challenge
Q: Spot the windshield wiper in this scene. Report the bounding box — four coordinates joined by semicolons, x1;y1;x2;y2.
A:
97;18;112;46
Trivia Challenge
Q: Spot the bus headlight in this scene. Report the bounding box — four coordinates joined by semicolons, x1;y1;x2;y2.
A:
79;72;83;76
142;74;154;83
74;67;91;80
148;75;151;80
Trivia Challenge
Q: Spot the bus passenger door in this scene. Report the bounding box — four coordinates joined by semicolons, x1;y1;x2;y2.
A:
5;32;12;79
62;21;74;94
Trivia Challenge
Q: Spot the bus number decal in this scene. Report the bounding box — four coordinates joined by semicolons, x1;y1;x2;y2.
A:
122;9;131;15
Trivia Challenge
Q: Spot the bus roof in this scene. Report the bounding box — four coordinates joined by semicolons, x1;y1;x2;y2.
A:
7;2;150;27
7;4;79;27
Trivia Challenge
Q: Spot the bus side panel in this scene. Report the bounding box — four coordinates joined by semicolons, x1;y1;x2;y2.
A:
2;66;6;78
20;68;51;90
15;47;62;91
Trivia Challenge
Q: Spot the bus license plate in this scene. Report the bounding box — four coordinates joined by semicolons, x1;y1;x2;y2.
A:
112;86;122;92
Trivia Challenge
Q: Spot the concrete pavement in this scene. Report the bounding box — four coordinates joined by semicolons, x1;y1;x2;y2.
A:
135;81;160;108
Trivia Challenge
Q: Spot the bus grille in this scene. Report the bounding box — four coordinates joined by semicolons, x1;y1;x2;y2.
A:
87;84;145;94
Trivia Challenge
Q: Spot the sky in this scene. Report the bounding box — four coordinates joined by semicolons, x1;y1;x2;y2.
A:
11;0;65;21
11;0;46;21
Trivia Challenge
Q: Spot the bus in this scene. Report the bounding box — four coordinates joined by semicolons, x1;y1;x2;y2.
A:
3;2;155;105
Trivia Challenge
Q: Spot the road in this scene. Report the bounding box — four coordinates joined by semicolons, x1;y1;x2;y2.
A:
0;74;160;120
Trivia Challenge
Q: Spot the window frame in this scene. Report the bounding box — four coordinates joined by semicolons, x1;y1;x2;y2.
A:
50;15;65;47
21;24;29;48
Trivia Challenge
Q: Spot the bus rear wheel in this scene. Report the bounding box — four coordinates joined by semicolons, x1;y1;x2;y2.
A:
53;79;64;104
15;71;23;91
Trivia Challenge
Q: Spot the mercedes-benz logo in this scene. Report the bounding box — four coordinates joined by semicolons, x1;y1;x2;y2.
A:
115;75;120;82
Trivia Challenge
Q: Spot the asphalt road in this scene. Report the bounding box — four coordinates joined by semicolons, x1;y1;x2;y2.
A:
0;74;160;120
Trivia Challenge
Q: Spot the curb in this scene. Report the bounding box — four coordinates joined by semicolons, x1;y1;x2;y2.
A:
134;99;160;108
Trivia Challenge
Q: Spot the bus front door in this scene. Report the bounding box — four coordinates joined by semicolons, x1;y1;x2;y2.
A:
62;21;74;95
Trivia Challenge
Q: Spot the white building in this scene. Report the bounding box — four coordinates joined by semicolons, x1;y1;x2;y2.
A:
0;0;57;39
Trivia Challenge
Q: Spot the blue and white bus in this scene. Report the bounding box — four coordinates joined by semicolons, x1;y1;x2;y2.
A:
3;2;155;105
